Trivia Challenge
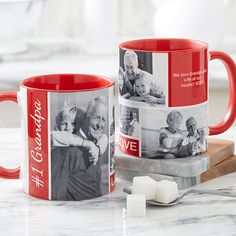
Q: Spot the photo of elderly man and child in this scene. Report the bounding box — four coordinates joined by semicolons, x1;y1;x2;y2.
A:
119;49;165;106
141;105;207;159
50;91;110;200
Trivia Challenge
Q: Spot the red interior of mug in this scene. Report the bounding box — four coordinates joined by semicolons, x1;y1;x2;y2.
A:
119;38;208;52
21;74;114;92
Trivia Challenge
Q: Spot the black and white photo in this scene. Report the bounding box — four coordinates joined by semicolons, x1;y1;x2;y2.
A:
119;49;165;105
50;91;110;200
141;104;207;158
110;105;115;136
120;104;140;138
110;141;115;173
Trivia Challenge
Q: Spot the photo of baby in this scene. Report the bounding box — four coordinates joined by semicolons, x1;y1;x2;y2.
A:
141;104;207;159
119;104;140;139
119;49;166;106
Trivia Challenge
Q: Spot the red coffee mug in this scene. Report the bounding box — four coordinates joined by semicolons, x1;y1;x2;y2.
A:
0;74;115;200
118;38;236;158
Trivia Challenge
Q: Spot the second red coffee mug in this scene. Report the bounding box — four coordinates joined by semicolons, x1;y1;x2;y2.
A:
0;74;115;200
118;38;236;158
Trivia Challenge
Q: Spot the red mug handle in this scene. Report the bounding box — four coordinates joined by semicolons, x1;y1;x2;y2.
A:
209;51;236;135
0;91;20;179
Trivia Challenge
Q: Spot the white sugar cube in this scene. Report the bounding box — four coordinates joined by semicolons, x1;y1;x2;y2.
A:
154;180;178;204
127;194;146;217
132;176;157;200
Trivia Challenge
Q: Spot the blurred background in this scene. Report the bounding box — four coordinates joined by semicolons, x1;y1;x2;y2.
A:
0;0;236;128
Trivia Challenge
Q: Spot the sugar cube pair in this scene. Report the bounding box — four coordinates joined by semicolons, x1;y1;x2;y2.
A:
126;177;178;217
133;176;178;203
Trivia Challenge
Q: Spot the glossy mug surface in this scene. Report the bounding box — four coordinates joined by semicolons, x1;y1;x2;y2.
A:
118;38;236;158
0;74;115;200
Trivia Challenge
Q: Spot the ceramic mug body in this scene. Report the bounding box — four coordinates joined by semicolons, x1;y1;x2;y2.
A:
118;38;236;158
0;74;115;200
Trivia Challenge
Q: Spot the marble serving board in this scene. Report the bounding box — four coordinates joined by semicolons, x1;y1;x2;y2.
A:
115;138;234;177
116;168;200;190
117;154;236;189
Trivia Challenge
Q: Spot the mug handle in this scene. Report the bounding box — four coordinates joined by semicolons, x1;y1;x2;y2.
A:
0;91;20;179
209;51;236;135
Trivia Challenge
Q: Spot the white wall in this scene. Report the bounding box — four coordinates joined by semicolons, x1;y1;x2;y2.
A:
0;0;235;129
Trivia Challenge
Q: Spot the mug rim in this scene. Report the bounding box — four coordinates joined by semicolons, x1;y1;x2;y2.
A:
20;73;114;92
119;38;208;53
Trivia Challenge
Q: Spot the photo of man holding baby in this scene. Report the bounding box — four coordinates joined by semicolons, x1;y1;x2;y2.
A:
119;49;165;105
50;93;109;201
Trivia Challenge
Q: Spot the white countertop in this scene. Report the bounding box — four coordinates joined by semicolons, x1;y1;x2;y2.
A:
1;128;236;235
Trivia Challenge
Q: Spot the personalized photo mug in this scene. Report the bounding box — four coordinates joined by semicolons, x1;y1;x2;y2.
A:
0;74;115;200
118;38;236;158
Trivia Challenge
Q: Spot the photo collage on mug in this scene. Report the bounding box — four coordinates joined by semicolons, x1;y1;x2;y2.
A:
118;48;208;158
49;89;114;200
